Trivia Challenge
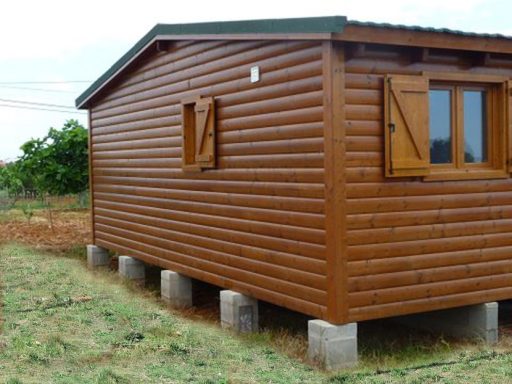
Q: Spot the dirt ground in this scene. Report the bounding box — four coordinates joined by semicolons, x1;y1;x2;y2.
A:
0;209;91;252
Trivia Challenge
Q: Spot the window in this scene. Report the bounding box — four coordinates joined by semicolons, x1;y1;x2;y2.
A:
181;96;216;171
463;89;487;163
384;73;509;180
429;89;452;164
429;84;490;168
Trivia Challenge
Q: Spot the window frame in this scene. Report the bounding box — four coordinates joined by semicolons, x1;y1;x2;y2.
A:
460;85;491;168
422;72;508;181
428;84;456;169
429;83;493;171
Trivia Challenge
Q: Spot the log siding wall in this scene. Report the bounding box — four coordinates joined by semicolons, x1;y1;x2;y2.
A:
345;46;512;322
89;37;512;324
89;40;328;318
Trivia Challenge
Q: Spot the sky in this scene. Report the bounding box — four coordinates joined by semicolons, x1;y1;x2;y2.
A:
1;0;512;161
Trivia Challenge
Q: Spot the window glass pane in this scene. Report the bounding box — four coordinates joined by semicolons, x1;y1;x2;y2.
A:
463;90;487;163
429;89;452;164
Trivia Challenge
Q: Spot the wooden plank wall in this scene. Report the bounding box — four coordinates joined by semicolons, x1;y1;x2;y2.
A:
89;40;328;318
345;45;512;322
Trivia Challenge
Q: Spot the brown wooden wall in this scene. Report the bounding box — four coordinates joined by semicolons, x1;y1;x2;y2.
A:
89;40;328;319
345;45;512;322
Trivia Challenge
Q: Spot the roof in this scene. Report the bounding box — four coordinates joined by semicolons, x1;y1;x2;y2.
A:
76;16;512;109
75;16;347;108
346;20;512;40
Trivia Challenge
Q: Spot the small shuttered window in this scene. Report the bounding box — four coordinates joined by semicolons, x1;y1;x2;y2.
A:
384;75;430;177
181;96;216;171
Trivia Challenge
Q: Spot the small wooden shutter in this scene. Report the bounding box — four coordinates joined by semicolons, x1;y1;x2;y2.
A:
507;80;512;173
181;96;216;171
194;97;215;168
384;75;430;177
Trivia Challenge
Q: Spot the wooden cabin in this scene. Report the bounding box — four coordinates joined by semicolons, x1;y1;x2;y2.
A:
76;16;512;329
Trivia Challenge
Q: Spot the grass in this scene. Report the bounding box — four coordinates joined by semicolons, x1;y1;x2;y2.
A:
0;244;322;383
0;191;89;215
1;243;512;383
12;195;88;211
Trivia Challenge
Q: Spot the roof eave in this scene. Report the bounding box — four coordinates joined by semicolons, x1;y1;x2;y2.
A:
76;35;158;110
335;23;512;54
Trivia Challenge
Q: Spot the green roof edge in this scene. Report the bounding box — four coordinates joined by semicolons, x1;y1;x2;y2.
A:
75;16;347;108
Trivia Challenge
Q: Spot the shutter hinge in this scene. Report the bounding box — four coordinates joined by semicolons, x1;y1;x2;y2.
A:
388;122;395;175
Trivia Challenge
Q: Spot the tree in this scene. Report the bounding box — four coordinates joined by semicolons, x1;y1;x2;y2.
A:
0;162;24;197
18;119;89;196
12;120;89;228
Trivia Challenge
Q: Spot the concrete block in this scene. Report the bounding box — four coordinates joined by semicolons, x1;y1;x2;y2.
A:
308;320;358;370
118;256;145;284
395;302;499;344
87;245;110;269
220;290;258;333
161;270;192;308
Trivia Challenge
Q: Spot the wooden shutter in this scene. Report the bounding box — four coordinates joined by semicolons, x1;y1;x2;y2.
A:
507;80;512;173
194;97;215;168
181;96;216;171
384;75;430;177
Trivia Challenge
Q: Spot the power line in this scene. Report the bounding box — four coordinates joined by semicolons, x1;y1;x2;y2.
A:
0;85;76;94
0;98;76;110
0;103;86;115
0;80;91;85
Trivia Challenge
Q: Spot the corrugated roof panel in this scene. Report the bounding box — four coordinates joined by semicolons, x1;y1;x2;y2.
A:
347;20;512;40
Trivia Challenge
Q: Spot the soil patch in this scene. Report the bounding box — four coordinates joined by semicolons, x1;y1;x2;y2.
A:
0;210;90;252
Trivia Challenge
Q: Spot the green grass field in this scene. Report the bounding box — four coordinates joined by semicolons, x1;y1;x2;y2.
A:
1;244;512;383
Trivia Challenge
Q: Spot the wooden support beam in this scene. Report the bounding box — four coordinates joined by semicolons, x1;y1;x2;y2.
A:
346;43;366;60
471;52;491;67
323;41;348;324
156;41;170;52
411;47;429;63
